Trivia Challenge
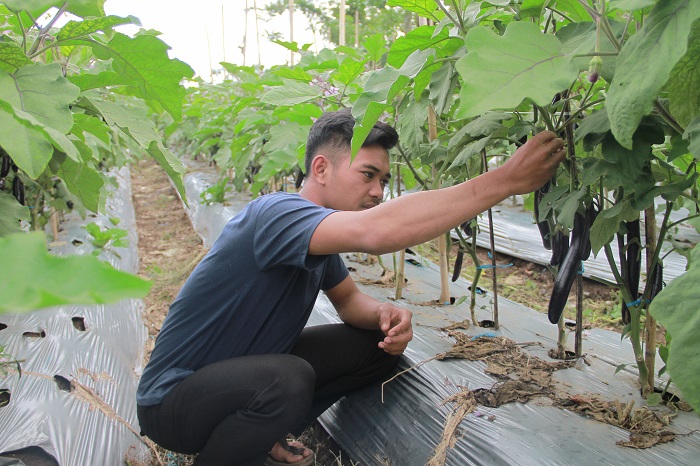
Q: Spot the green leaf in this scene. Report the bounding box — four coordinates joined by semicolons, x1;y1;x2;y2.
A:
607;0;700;149
683;116;700;158
0;63;78;133
362;33;388;64
575;108;611;143
51;152;104;213
261;79;321;106
550;0;590;22
610;0;656;11
333;58;366;87
650;245;700;413
0;42;33;73
0;191;30;236
455;22;579;119
556;187;586;230
519;0;546;20
387;25;447;68
590;200;638;254
615;363;627;374
0;231;150;314
271;67;313;82
57;15;139;41
601;125;664;180
387;0;444;23
82;33;194;121
449;137;491;170
397;96;428;152
667;22;700;127
556;21;622;79
646;392;662;407
352;49;432;156
146;140;187;204
4;0;105;19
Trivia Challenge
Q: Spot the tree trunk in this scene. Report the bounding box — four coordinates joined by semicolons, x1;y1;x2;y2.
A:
339;0;346;46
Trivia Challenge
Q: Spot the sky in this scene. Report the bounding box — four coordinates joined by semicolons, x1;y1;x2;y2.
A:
103;0;326;82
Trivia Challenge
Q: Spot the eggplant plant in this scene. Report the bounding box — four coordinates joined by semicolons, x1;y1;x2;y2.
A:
0;0;193;311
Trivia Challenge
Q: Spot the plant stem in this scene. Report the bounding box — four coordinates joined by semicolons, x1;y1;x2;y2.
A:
604;242;650;394
654;100;685;135
546;7;576;23
643;205;658;391
434;0;465;34
396;144;427;188
27;2;68;56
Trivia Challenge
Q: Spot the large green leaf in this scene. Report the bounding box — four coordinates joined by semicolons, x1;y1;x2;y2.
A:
261;79;321;106
0;42;33;73
0;191;29;236
77;33;194;121
650;245;700;413
0;231;151;314
351;49;432;156
455;22;579;119
667;21;700;127
607;0;700;149
388;0;445;23
0;63;78;133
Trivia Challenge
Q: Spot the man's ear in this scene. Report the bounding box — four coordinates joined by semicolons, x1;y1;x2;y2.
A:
310;154;331;185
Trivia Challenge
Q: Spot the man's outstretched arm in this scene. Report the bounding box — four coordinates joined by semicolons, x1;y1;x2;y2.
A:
310;131;565;256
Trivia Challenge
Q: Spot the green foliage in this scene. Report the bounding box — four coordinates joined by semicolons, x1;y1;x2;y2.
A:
163;0;700;402
0;1;190;315
650;245;700;413
607;0;700;148
0;232;151;314
201;177;231;205
84;221;129;254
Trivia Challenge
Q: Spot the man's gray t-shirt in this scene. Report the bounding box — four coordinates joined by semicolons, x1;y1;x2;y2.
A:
137;192;349;406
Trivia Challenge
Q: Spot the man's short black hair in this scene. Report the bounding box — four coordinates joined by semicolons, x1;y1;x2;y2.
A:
304;108;399;175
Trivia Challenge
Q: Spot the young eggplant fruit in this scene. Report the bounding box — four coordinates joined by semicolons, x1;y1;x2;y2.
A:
451;250;464;282
548;212;585;324
620;219;641;325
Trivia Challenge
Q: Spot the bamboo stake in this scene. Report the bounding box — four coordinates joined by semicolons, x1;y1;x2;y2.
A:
644;204;658;392
288;0;295;65
481;148;499;329
395;164;406;300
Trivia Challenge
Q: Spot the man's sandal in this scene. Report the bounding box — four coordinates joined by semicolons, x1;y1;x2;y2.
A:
263;437;315;466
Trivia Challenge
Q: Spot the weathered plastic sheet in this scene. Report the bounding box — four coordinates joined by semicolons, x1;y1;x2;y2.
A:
0;167;150;465
465;200;697;288
175;172;700;466
310;253;700;466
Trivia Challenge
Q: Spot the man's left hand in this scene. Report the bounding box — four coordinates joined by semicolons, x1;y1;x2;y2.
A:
377;303;413;355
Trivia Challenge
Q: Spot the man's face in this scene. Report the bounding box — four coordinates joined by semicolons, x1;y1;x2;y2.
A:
324;144;391;211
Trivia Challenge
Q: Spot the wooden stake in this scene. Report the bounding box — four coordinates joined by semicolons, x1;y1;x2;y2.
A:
482;148;499;329
644;204;658;392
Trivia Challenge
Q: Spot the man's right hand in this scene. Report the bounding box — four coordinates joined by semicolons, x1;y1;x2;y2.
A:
497;131;566;195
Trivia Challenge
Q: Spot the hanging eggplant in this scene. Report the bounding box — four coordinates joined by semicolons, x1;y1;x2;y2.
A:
548;212;585;324
534;181;552;250
451;250;464;282
620;219;641;325
12;176;25;205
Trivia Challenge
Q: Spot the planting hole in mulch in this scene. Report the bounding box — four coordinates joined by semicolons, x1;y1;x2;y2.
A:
53;375;72;393
22;330;46;338
71;317;86;331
